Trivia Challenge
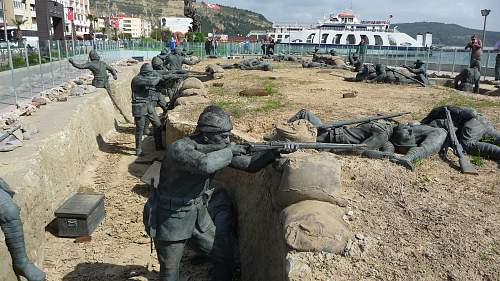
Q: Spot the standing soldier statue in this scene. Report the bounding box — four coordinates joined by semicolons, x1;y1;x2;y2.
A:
0;178;46;281
69;50;132;123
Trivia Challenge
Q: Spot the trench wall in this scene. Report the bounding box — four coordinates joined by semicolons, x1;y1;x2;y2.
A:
0;65;138;281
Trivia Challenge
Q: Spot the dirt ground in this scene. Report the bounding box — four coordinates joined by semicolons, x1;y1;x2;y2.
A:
44;59;499;281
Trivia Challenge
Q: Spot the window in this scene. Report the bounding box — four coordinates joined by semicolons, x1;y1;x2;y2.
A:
346;34;355;44
333;34;342;44
374;35;383;46
321;33;329;44
388;35;397;46
306;33;315;43
360;35;369;45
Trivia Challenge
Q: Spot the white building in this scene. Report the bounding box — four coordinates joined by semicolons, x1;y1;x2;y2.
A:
0;0;37;41
58;0;91;38
120;17;151;38
159;17;192;34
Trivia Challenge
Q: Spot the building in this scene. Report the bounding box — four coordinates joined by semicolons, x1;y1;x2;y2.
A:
120;17;151;38
58;0;91;38
0;0;38;42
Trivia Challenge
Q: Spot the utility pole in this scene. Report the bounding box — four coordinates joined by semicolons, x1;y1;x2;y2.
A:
480;9;490;49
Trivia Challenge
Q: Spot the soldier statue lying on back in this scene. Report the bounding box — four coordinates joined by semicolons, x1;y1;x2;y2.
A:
454;60;481;93
143;106;297;281
0;178;45;281
219;58;273;71
421;106;499;160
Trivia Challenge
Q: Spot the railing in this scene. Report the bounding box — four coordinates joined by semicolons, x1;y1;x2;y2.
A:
0;39;498;111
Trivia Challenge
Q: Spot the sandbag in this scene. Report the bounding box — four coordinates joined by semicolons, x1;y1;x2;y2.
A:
206;64;225;74
180;77;204;91
281;200;351;254
267;120;317;142
272;151;343;208
175;95;210;106
239;89;269;97
181;88;208;97
333;58;346;66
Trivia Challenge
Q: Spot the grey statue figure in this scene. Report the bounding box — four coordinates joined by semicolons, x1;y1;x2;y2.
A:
164;47;200;71
454;60;481;93
302;61;347;70
287;109;396;152
402;60;429;85
421;106;500;160
68;50;117;93
348;53;362;72
131;63;164;156
0;178;45;281
219;58;273;71
371;64;409;84
144;106;296;281
389;124;447;171
352;64;377;81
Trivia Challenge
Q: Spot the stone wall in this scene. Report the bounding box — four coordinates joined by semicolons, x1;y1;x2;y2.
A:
0;65;138;281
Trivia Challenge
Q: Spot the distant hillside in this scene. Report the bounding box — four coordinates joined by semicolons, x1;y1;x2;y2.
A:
89;0;272;35
395;22;500;47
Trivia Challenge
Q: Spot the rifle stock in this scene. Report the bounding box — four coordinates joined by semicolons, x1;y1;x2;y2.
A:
246;142;367;152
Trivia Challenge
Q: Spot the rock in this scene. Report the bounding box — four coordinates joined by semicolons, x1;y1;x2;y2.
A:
57;96;68;102
175;95;210;106
32;96;48;106
342;91;358;98
286;255;312;280
239;89;269;97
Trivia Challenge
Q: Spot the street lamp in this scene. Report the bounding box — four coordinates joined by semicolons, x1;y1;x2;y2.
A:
480;9;490;48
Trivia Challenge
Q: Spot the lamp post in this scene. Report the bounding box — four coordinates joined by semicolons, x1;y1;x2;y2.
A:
481;9;490;48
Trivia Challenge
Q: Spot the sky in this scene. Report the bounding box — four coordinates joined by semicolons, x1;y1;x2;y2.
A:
212;0;500;32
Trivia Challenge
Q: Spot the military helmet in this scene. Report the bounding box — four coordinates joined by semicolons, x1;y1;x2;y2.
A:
173;47;182;55
89;50;100;61
140;63;154;74
391;125;417;148
352;53;359;58
160;49;168;55
151;57;163;69
196;106;233;133
414;59;424;66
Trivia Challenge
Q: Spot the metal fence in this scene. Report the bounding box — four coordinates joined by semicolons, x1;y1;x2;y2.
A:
1;39;498;111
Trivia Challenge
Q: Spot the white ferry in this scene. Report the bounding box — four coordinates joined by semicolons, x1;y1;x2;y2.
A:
268;12;432;48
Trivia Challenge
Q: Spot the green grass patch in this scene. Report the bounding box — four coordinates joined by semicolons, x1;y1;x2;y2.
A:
480;135;497;145
435;91;500;109
470;155;486;167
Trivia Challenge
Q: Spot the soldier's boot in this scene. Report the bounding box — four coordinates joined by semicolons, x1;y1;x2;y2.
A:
1;220;46;281
154;127;165;151
287;109;323;127
135;134;144;156
213;260;233;281
390;147;425;171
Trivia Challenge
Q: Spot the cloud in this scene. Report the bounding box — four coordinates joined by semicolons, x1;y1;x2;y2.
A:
213;0;500;32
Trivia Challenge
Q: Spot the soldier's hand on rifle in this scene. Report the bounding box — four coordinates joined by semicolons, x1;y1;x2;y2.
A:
279;143;299;154
113;74;118;80
230;143;247;156
390;157;415;171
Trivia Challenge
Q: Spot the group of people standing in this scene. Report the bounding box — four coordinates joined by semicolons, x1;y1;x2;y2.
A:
204;35;219;56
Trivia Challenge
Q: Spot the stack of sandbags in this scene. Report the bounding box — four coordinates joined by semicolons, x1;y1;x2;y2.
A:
206;64;225;79
273;151;351;254
175;77;210;106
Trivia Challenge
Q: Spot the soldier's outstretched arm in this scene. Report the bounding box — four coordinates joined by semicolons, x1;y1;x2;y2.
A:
230;151;278;173
68;58;90;69
170;141;233;175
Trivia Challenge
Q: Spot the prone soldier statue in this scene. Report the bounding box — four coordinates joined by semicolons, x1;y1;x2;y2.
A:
143;106;297;281
454;60;481;93
348;53;362;72
421;106;500;160
0;178;45;281
219;58;273;71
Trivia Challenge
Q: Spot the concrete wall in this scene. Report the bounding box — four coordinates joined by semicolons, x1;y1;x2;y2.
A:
0;65;138;281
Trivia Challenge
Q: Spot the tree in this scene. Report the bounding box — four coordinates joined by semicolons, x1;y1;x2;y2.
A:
12;18;27;43
86;14;98;39
150;28;171;42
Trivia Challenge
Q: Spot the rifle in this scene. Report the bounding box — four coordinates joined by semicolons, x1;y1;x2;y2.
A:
0;124;22;143
387;66;426;87
243;142;367;153
317;112;410;130
443;107;478;175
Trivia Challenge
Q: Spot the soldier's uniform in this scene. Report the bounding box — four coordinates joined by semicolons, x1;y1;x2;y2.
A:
422;106;500;160
0;178;45;281
354;64;377;81
144;106;284;281
405;60;429;85
164;47;200;71
373;64;409;84
219;59;273;71
69;50;117;95
389;124;447;170
454;61;481;93
288;109;395;151
131;64;164;156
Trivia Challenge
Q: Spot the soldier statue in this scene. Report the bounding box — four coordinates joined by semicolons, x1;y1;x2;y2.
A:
352;64;376;82
153;49;170;67
131;63;165;156
69;50;117;95
219;58;273;71
402;60;429;85
164;47;200;72
348;53;362;72
388;124;447;170
0;178;45;281
421;106;500;160
371;64;409;84
286;109;396;152
454;60;481;93
143;106;297;281
302;61;348;70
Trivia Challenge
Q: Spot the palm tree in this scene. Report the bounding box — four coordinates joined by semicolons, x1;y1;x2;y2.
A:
12;18;27;44
86;14;96;39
